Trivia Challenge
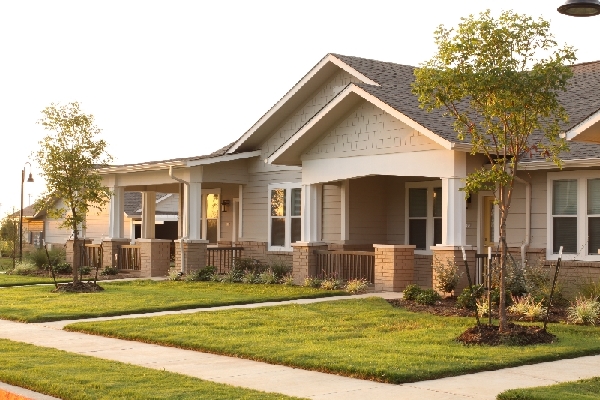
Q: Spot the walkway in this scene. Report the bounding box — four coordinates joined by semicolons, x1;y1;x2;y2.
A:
1;293;599;399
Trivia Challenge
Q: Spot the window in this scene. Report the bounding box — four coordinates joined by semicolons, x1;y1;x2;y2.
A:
548;171;600;260
406;181;442;251
268;183;302;251
201;189;221;244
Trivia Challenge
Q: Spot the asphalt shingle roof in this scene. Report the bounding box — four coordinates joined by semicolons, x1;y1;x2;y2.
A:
124;192;176;217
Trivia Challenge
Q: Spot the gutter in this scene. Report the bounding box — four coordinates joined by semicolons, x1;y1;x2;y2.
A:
169;166;189;273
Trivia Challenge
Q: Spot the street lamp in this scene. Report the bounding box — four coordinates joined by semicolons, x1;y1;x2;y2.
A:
558;0;600;16
19;162;34;261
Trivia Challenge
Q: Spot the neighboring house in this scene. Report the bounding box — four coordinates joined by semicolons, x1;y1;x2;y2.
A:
90;54;600;291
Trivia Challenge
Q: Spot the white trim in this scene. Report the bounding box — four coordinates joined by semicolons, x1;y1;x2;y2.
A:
405;180;442;255
546;170;600;261
340;179;350;241
227;54;379;155
232;198;239;243
519;158;600;171
267;182;302;252
187;151;261;167
238;185;243;240
565;108;600;143
97;160;187;174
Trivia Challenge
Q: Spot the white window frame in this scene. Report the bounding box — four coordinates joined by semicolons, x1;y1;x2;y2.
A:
405;180;442;255
547;171;600;261
267;183;302;252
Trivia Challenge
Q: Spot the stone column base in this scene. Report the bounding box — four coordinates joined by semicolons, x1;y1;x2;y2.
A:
291;242;328;285
174;239;208;274
430;245;476;295
373;245;416;292
101;239;131;268
137;239;171;277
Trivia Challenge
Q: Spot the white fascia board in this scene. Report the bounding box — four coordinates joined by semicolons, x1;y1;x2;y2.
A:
266;84;453;165
565;109;600;143
227;54;379;155
519;158;600;170
98;160;187;174
187;150;261;167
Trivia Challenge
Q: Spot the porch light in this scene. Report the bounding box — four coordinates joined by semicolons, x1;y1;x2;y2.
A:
558;0;600;16
221;200;230;213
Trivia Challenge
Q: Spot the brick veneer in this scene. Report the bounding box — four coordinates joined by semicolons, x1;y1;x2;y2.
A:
101;239;131;268
174;239;208;273
414;254;434;288
291;242;328;285
65;239;92;270
137;239;171;277
233;241;293;266
373;245;416;292
430;246;476;295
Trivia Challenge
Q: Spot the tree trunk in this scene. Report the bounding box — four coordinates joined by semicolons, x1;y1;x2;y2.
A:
498;185;508;332
72;219;80;284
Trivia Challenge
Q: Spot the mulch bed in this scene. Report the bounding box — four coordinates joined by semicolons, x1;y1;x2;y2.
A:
52;282;105;293
388;298;563;346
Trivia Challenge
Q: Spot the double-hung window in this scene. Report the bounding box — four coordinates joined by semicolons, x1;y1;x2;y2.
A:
268;183;301;251
548;171;600;260
406;181;442;252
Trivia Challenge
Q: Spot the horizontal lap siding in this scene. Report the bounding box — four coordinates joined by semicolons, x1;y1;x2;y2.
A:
350;176;387;244
322;184;341;241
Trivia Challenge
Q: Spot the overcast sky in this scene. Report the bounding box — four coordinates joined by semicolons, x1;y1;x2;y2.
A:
0;0;597;214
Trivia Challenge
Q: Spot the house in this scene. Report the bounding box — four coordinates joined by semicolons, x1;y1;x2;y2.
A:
90;54;600;292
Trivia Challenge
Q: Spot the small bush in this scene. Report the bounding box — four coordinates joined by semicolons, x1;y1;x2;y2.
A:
258;269;278;284
10;261;39;276
79;266;92;276
403;284;422;301
268;262;292;281
578;278;600;300
281;274;295;286
25;247;66;269
456;284;484;310
233;258;265;275
185;265;217;282
415;289;441;305
508;294;547;321
52;262;72;275
320;276;343;290
100;265;119;276
345;278;368;294
567;296;600;325
241;270;259;284
303;276;322;288
433;258;462;295
168;268;183;281
476;298;491;317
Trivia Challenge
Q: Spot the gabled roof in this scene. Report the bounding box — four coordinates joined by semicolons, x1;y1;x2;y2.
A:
124;192;177;217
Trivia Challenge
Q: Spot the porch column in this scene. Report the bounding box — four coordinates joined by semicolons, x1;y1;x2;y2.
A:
301;184;322;242
292;242;328;285
373;244;415;292
188;182;202;240
340;179;349;241
141;191;156;239
442;177;466;246
108;186;125;239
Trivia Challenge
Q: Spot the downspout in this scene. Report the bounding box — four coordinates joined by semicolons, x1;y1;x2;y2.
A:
514;175;531;266
169;166;189;273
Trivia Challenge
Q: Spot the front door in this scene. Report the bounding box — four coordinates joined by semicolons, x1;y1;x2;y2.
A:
482;196;495;248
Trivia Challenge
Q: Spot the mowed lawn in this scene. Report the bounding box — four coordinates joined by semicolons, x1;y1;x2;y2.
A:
0;280;345;322
67;297;600;385
0;339;301;400
498;377;600;400
0;273;72;287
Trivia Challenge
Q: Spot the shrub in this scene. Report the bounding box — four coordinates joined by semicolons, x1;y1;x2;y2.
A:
281;274;295;286
100;265;119;276
268;262;292;281
52;262;72;275
303;276;322;288
258;269;278;284
168;268;183;281
578;278;600;300
433;258;462;295
10;261;39;276
508;294;547;321
25;248;66;269
345;278;368;294
476;298;491;317
79;266;92;276
402;284;422;301
241;270;259;284
505;259;527;297
567;296;600;325
185;265;217;282
415;289;441;305
233;258;265;275
456;284;484;310
320;276;343;290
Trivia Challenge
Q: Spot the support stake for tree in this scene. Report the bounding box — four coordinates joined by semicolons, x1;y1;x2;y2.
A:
461;246;480;326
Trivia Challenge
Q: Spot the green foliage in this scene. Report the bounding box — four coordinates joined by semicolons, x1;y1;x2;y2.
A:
415;289;441;305
281;274;295;286
402;284;423;301
258;269;278;284
52;262;72;275
508;294;547;321
33;102;113;282
303;276;323;288
345;278;368;294
25;247;66;269
499;377;600;400
9;261;40;276
433;257;463;295
100;265;118;276
241;270;259;284
577;278;600;299
320;276;343;290
456;284;485;310
567;296;600;325
268;261;292;281
184;265;217;282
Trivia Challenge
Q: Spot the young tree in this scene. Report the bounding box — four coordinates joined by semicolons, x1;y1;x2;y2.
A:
0;210;19;270
33;102;113;284
412;10;576;331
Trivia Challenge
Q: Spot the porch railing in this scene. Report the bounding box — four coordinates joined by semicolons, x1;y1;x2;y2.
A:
474;253;500;285
207;247;243;274
80;244;103;269
119;245;142;271
314;250;375;283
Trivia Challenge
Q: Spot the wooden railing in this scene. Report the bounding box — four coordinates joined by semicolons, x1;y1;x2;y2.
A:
80;244;103;269
314;250;375;283
207;247;243;274
119;245;142;271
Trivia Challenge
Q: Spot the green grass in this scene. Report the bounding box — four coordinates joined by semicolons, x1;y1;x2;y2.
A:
498;377;600;399
0;339;301;400
0;280;345;322
0;257;14;271
67;297;600;384
0;273;71;287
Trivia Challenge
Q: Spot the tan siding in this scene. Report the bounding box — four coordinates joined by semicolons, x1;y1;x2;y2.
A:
349;176;387;244
322;184;341;241
156;194;179;213
385;176;405;244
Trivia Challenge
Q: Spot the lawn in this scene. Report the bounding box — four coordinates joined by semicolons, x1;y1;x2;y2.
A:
67;297;600;385
498;377;600;400
0;257;13;271
0;280;345;322
0;273;72;287
0;339;301;400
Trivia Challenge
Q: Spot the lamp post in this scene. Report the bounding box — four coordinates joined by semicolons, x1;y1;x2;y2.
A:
558;0;600;16
19;162;34;261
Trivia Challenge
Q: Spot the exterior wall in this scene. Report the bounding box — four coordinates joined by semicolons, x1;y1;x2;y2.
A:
414;254;433;288
233;241;293;266
431;246;477;295
155;193;179;213
303;100;441;160
385;176;405;245
322;183;341;242
373;245;415;292
349;176;387;244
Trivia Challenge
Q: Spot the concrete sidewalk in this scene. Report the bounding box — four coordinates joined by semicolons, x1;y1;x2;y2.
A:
0;294;599;399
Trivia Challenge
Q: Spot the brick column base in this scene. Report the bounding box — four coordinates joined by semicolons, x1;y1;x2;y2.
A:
65;239;92;270
431;245;476;295
291;242;328;285
373;245;416;292
174;239;208;273
101;239;131;268
137;239;171;277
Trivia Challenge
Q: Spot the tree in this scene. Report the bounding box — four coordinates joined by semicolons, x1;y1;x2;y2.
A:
412;10;576;331
33;102;113;284
0;210;19;269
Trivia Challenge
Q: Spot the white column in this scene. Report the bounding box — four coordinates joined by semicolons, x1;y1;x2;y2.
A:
238;184;243;239
108;187;125;239
188;182;202;240
301;184;322;242
340;179;350;241
141;191;156;239
442;177;466;246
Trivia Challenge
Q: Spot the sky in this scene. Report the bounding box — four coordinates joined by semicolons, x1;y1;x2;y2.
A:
0;0;598;215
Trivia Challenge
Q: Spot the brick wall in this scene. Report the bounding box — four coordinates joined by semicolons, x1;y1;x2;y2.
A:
431;246;476;296
373;245;415;292
292;242;328;285
174;240;208;273
414;254;433;288
233;241;293;266
138;239;170;277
